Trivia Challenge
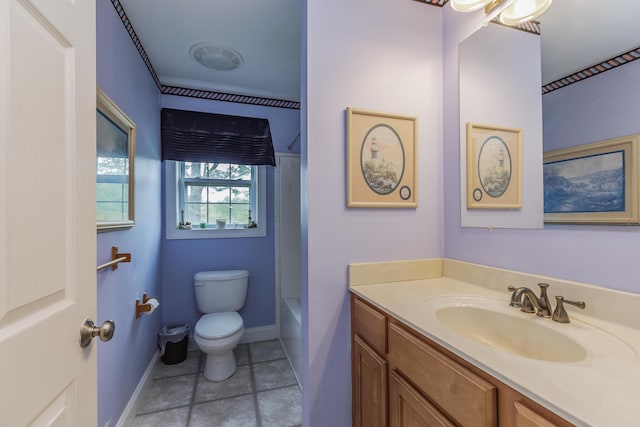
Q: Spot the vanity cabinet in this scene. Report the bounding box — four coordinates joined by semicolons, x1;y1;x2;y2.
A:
352;297;388;427
351;295;574;427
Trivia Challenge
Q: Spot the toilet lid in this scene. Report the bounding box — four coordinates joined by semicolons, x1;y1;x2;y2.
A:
196;312;243;339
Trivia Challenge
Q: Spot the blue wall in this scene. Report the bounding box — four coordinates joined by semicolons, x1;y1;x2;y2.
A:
96;2;162;426
96;3;299;424
161;95;300;330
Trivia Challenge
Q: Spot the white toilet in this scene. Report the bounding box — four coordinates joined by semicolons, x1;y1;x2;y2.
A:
193;269;249;381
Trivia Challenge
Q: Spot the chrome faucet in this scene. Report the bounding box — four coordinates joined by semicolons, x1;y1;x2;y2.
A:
507;283;552;318
507;286;535;313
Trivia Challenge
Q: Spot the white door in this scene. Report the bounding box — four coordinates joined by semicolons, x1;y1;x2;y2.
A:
0;0;97;425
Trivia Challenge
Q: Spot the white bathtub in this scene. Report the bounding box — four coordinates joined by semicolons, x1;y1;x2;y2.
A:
280;297;301;389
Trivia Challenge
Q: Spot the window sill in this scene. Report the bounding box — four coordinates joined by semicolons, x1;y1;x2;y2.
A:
165;225;266;240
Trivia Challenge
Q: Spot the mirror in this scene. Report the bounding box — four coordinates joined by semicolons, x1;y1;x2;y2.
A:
540;1;639;223
458;22;543;229
96;87;136;231
540;0;640;152
459;0;640;225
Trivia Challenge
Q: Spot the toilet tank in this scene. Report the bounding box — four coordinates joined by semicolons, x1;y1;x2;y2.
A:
194;270;249;313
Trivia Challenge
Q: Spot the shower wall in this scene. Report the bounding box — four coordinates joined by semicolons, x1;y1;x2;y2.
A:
276;153;302;387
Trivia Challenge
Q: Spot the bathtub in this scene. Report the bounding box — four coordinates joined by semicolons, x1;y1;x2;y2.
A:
280;297;302;389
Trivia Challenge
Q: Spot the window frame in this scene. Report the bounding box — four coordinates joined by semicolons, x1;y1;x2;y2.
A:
165;160;267;240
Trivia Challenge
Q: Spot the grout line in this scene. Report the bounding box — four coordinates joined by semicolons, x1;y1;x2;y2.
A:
189;390;256;406
247;344;264;427
254;383;301;395
135;402;193;417
184;352;203;426
152;372;199;380
250;356;287;366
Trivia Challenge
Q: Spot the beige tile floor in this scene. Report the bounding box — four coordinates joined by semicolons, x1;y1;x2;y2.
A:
132;339;302;427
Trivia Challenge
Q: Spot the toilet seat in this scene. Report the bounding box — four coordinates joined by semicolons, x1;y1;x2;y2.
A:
195;312;243;339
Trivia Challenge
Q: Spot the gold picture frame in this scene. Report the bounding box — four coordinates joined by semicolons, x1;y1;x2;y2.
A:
466;122;522;209
543;134;639;224
346;108;418;208
96;87;136;231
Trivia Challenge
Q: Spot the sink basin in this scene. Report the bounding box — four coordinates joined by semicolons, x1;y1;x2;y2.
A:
435;305;588;363
420;295;637;366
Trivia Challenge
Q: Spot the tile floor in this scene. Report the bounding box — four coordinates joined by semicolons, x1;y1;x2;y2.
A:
132;339;302;427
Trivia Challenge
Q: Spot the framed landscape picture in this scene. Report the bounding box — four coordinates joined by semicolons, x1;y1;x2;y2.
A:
544;134;640;224
346;108;418;208
96;87;136;231
466;123;522;209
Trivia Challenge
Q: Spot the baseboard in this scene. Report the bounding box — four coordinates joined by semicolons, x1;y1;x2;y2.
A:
240;324;278;344
115;350;159;427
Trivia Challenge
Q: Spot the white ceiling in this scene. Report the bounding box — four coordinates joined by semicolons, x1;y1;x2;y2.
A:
538;0;640;85
118;0;638;99
119;0;301;102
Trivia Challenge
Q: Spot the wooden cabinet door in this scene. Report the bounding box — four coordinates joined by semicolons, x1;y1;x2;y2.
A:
513;402;565;427
353;335;388;427
389;323;497;427
499;387;574;427
389;370;455;427
352;296;387;354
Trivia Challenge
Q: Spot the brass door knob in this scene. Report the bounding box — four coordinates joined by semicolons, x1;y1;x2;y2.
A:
80;319;115;348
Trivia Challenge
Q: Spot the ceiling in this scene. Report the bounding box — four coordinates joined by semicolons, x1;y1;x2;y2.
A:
538;0;640;85
117;0;638;101
119;0;301;103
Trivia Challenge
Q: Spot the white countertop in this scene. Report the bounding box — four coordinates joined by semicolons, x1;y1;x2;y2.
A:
350;277;640;427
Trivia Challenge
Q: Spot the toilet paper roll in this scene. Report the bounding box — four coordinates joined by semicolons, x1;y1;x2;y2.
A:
144;298;160;315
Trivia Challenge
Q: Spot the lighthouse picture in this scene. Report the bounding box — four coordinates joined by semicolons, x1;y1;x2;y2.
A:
360;124;405;195
346;108;417;208
478;136;512;198
466;122;521;209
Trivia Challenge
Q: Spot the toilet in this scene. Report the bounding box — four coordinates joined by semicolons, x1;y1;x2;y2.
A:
193;269;249;381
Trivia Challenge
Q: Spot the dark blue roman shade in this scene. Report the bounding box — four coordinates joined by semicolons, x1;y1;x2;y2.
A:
161;108;276;166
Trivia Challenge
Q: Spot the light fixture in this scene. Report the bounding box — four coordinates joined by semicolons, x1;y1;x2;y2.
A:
498;0;553;26
190;42;244;71
450;0;552;26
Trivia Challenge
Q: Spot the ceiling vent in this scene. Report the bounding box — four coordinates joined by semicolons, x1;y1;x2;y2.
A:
190;42;244;71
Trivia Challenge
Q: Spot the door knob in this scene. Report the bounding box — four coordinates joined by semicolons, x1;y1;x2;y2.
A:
80;318;115;348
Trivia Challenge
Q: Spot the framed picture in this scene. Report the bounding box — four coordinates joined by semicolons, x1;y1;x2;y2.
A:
346;108;418;208
96;87;136;231
543;134;639;224
466;123;522;209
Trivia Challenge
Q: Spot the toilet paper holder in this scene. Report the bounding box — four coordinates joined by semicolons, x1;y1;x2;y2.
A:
136;293;159;319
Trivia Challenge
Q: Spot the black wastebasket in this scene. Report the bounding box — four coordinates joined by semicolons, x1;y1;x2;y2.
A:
158;324;190;365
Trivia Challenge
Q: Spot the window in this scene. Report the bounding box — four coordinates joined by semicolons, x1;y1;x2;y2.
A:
165;161;266;239
96;153;129;220
181;162;256;227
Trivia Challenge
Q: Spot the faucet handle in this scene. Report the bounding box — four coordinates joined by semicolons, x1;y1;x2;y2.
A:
552;296;586;323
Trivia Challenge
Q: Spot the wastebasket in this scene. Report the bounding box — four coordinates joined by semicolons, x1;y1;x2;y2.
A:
158;324;190;365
